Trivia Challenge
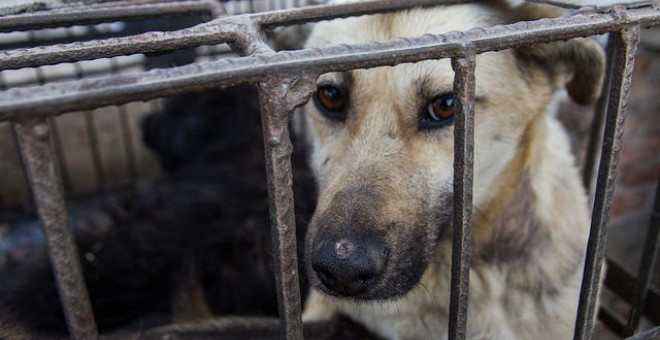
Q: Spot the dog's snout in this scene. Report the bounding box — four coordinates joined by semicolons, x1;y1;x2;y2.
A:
312;237;386;296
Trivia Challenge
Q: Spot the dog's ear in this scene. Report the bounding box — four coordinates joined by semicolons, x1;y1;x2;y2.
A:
516;38;605;106
510;3;605;105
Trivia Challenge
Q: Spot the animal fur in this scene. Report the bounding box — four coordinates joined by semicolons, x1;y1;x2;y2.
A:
0;86;317;335
299;1;605;339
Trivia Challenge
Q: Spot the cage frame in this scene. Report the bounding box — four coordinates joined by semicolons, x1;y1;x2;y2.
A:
0;0;659;339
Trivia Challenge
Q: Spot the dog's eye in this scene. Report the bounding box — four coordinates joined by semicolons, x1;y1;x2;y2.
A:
314;85;347;121
421;93;455;129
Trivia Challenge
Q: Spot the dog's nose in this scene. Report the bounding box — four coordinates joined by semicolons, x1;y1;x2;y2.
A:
312;237;386;295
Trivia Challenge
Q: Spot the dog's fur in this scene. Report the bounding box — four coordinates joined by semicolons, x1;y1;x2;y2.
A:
299;1;605;339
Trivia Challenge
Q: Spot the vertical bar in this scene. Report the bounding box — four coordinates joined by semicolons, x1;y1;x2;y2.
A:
67;35;106;189
624;181;660;336
110;59;138;183
1;72;36;213
448;52;476;340
14;118;98;340
258;78;304;340
582;36;616;193
573;26;640;340
27;32;72;192
83;111;107;188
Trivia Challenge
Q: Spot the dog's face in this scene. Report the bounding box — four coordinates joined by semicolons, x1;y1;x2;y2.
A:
302;3;603;300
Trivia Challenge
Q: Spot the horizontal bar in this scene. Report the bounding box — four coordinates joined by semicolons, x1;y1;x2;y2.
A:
0;5;658;120
0;24;239;71
4;0;653;71
248;0;469;28
0;0;456;71
624;326;660;340
573;25;640;340
0;0;222;32
529;0;657;10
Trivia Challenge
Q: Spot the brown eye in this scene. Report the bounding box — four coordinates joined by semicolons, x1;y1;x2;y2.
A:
421;93;455;129
314;85;347;121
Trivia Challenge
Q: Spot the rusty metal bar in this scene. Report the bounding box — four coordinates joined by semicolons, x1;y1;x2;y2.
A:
0;0;221;32
83;110;106;188
582;35;615;192
13;118;98;339
0;24;238;71
6;0;654;72
66;32;107;190
0;0;455;71
257;74;316;340
109;59;138;183
573;25;641;340
1;5;658;121
448;52;476;340
624;326;660;340
529;0;656;10
248;0;468;28
624;181;660;336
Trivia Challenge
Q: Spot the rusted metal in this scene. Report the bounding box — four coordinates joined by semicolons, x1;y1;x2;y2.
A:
1;5;659;121
624;181;660;336
0;0;460;71
573;25;641;340
0;24;239;71
582;35;615;192
530;0;656;10
0;0;222;32
448;53;476;340
248;0;468;28
13;118;98;339
5;0;658;72
624;326;660;340
109;59;138;184
1;1;659;339
257;73;317;340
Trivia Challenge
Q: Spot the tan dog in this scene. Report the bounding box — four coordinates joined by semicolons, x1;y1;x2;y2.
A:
299;1;605;339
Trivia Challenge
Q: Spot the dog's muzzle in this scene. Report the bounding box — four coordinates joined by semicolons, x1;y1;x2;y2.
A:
311;235;388;296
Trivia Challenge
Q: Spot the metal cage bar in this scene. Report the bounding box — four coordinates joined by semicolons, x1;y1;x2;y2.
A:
257;78;310;340
574;25;641;340
582;35;615;192
1;1;659;339
625;181;660;336
0;0;222;32
448;53;476;340
13;119;98;339
2;5;659;119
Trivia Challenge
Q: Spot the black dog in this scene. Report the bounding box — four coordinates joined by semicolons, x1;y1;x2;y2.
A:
0;85;314;334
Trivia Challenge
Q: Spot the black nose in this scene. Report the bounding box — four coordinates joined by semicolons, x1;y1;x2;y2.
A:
312;237;386;296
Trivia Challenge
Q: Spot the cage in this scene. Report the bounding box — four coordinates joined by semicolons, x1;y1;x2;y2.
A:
0;0;658;339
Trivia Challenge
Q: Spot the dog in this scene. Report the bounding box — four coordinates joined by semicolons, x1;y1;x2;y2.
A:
299;1;605;339
0;86;318;335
